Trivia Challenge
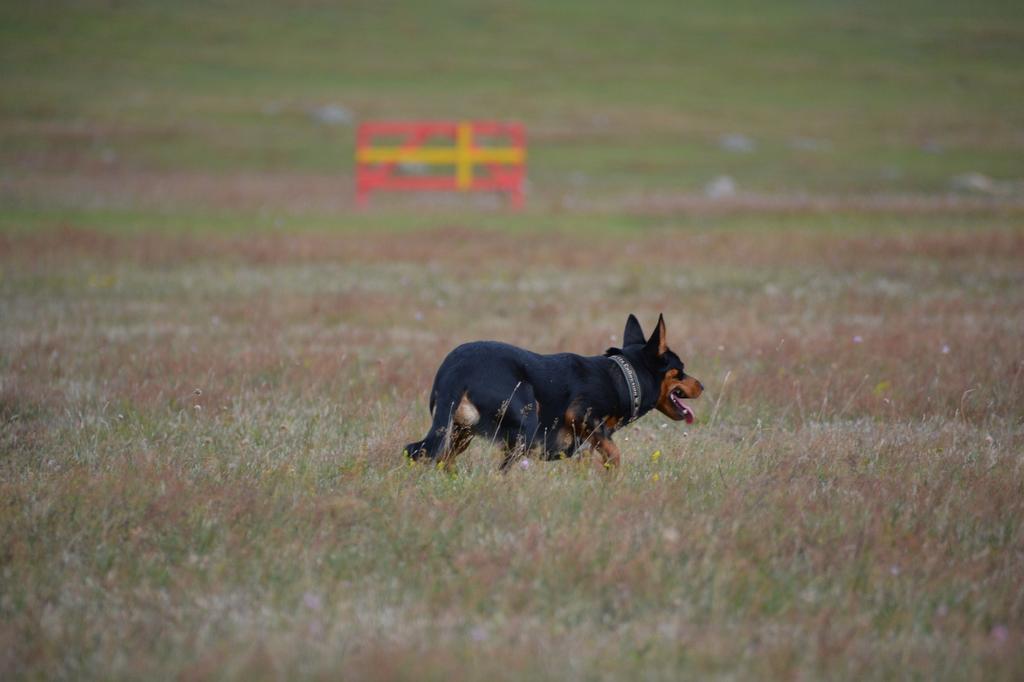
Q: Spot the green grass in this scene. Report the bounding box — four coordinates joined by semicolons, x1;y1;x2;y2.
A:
1;199;1021;240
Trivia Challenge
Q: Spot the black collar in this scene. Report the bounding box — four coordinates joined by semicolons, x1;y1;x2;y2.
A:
608;354;642;423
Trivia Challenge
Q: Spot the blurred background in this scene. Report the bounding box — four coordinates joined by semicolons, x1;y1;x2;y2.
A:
2;0;1022;225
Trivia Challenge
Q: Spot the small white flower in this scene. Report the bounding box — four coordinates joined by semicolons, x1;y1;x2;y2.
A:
941;344;950;354
303;592;323;612
519;459;530;470
853;335;863;344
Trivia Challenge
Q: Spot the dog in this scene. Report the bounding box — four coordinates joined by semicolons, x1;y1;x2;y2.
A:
403;314;703;469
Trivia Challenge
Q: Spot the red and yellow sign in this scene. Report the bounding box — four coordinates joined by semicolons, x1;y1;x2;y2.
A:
356;121;526;208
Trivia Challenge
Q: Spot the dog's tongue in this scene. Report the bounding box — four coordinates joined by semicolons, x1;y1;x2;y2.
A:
672;394;695;424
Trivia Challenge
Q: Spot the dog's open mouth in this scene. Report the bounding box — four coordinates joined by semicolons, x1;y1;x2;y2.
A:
670;389;695;424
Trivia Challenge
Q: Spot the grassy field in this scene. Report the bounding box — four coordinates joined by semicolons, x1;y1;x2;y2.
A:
2;1;1024;680
3;220;1023;679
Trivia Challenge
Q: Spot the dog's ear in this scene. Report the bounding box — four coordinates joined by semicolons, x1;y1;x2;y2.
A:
644;314;668;357
623;314;646;347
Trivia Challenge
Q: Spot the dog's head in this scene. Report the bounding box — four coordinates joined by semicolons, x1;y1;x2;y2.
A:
618;313;703;423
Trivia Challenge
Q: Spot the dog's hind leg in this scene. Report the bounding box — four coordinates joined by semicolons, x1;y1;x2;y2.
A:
404;392;480;467
495;386;540;471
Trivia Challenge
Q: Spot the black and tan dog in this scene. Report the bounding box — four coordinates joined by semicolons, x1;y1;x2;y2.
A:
403;314;702;469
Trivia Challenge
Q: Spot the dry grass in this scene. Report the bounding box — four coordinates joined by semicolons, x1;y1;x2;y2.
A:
1;222;1022;680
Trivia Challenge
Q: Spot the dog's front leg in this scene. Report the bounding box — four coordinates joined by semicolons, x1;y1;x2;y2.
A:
593;434;621;469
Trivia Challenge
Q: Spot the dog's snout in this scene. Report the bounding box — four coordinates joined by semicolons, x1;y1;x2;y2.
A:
680;375;703;399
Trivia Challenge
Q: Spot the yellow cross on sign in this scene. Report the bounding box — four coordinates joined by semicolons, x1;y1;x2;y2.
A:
355;121;526;191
